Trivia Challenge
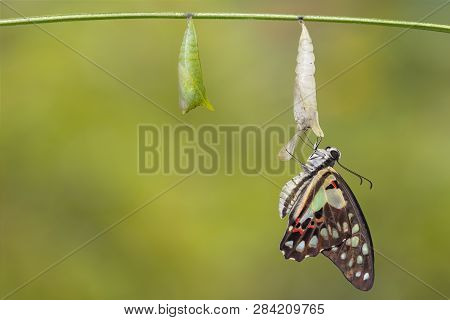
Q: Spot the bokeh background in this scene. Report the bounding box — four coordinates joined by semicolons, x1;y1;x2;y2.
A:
1;0;449;299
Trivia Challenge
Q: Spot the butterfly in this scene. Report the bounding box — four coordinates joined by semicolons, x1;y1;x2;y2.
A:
279;146;374;291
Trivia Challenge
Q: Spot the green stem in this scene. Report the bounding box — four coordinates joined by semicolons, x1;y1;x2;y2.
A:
0;12;449;33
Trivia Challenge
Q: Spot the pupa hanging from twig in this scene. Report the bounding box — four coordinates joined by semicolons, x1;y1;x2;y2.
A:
178;17;214;114
279;22;324;160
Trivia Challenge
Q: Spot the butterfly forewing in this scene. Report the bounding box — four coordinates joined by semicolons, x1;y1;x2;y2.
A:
280;167;374;291
321;171;374;291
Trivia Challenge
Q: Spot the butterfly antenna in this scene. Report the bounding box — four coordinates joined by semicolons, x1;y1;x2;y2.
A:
284;148;304;166
337;161;373;189
313;136;323;150
303;131;316;149
298;132;314;151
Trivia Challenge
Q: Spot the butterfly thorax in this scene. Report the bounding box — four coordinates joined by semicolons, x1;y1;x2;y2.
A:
279;147;341;219
302;147;340;174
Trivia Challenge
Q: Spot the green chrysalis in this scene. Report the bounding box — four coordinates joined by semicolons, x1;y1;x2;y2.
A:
178;18;214;114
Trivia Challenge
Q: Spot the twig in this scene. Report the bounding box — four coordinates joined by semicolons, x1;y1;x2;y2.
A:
0;12;448;33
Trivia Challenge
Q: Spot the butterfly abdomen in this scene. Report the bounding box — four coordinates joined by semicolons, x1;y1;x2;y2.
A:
279;173;312;218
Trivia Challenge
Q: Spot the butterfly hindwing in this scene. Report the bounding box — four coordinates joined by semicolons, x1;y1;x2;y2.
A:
280;167;374;291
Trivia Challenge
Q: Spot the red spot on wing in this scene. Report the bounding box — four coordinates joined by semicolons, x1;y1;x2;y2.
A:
292;218;304;234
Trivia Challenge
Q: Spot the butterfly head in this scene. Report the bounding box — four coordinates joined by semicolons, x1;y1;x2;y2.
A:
324;146;341;161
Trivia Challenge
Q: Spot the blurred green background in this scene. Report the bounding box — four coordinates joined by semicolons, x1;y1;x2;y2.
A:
1;0;449;299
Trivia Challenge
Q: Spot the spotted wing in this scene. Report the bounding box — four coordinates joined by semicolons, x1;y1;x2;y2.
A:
280;167;374;291
321;171;374;291
280;168;352;260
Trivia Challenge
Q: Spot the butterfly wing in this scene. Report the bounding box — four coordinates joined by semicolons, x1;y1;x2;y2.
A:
280;168;351;261
321;171;374;291
280;167;374;291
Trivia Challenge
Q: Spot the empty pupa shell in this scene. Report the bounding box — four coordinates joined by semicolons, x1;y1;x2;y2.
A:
278;130;302;161
294;23;323;137
279;23;324;161
178;18;214;114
